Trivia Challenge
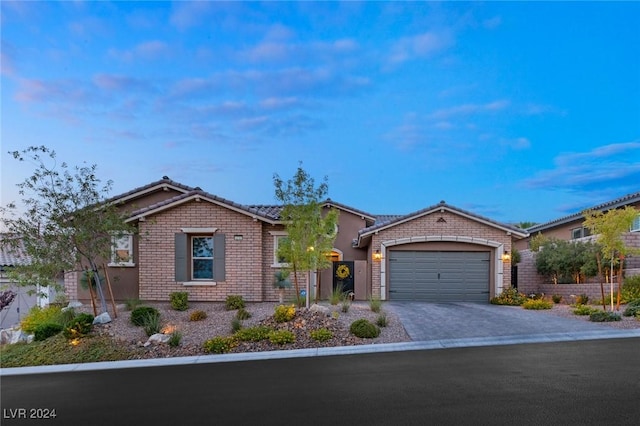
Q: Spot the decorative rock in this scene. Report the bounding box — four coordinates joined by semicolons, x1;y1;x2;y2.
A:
62;301;84;312
93;312;112;324
1;327;34;345
144;333;171;347
309;304;330;316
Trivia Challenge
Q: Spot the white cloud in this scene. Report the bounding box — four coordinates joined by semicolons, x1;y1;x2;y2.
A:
522;141;640;193
388;30;454;66
108;40;171;62
429;100;510;120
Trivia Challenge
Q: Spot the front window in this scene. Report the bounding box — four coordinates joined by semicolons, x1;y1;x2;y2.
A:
192;236;214;279
632;214;640;232
270;231;290;267
571;227;591;240
110;234;134;266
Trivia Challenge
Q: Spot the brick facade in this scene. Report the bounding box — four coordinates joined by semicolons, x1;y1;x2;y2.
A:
517;231;640;301
368;210;517;300
138;200;265;302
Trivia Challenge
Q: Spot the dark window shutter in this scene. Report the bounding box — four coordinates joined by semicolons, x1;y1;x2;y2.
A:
175;233;188;282
213;233;226;281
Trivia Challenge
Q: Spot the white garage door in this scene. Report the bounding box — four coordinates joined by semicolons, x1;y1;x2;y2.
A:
388;251;490;302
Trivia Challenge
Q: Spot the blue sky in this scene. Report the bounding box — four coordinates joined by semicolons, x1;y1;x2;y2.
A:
1;1;639;225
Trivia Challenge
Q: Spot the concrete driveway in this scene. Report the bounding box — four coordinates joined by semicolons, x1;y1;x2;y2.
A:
385;302;616;342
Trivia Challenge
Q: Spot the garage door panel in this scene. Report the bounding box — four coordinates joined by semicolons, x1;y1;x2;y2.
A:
389;250;490;302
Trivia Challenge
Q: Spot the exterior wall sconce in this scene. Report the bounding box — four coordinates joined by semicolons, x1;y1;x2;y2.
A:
501;251;511;262
373;250;382;262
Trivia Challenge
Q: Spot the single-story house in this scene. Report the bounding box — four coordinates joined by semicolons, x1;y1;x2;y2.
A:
64;177;529;304
514;191;640;300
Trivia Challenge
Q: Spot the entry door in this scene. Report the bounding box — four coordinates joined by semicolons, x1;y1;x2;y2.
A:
333;261;354;294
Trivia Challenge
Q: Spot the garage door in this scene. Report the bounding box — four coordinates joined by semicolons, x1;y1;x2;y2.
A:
388;251;490;302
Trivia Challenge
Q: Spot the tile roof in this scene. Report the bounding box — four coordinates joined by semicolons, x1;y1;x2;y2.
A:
356;200;528;244
107;176;194;204
0;235;31;267
527;190;640;233
244;205;284;220
127;190;280;223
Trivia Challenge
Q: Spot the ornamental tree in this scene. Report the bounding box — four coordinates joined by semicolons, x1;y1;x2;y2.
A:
534;238;600;284
583;206;640;310
273;163;339;308
0;146;135;314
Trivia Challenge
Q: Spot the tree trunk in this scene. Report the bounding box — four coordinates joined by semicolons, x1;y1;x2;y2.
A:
616;263;622;311
596;252;606;311
292;262;300;306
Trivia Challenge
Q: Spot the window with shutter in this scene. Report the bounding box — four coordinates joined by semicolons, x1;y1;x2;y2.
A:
175;232;225;283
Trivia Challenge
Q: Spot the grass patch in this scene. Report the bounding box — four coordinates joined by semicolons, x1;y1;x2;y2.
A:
0;334;139;368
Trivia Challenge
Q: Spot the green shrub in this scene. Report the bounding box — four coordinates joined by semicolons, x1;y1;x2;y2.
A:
236;308;252;320
142;312;162;337
623;299;640;317
350;319;380;338
573;305;599;316
575;294;589;305
34;323;63;341
20;306;63;333
268;330;295;345
369;296;382;313
225;295;245;310
231;318;242;333
130;306;160;326
376;313;389;327
59;308;77;328
622;275;640;303
330;284;343;305
189;310;208;321
589;311;621;322
490;288;527;306
63;313;94;339
310;328;333;342
274;304;296;323
234;326;272;342
124;298;143;311
169;291;189;311
168;330;182;348
203;336;237;354
552;294;563;304
522;299;553;310
340;299;351;313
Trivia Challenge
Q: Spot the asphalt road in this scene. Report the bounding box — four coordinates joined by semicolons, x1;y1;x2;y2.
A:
2;338;639;425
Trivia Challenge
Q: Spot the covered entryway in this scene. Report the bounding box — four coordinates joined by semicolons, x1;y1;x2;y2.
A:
388;251;490;302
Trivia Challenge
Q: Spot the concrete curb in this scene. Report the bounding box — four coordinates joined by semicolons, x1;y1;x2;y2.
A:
3;329;639;377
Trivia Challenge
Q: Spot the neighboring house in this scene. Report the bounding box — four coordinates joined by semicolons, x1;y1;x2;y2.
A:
64;177;529;304
0;235;36;328
514;191;640;300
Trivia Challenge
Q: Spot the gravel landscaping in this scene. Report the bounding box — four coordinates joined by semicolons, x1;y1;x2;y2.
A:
90;301;411;359
68;300;640;362
525;302;640;329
